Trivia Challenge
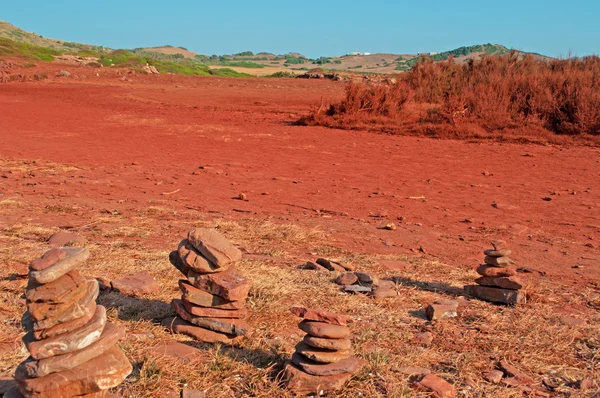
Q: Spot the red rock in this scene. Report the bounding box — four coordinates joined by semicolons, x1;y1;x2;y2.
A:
413;332;433;346
283;363;353;394
26;271;86;303
290;306;351;326
413;374;456;398
29;279;99;331
426;300;458;321
187;228;241;267
334;273;358;286
484;256;512;267
302;261;329;271
18;322;124;378
47;230;86;247
355;272;378;285
29;248;89;284
172;300;248;335
315;258;345;272
169;250;191;276
16;346;131;398
476;264;517;277
13;263;29;278
291;353;361;376
181;299;246;318
497;360;534;385
188;268;250;301
484;249;511;257
475;276;523;290
558;315;587;327
28;301;96;340
178;239;224;274
303;335;351;351
161;317;236;344
298;320;351;339
465;285;526;305
483;370;503;384
295;342;352;363
111;271;159;297
182;389;205;398
147;341;203;364
24;305;107;360
27;278;97;325
29;249;68;272
396;366;431;375
179;280;243;309
372;286;397;299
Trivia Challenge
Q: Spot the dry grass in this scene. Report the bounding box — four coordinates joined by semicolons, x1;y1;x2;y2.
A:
0;163;598;397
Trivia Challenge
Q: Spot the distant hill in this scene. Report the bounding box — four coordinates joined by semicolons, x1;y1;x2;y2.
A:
0;20;551;75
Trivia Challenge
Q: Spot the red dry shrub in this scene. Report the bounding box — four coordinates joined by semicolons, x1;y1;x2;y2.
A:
305;53;600;143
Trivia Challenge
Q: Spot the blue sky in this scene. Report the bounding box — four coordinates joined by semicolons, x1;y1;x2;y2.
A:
3;0;599;58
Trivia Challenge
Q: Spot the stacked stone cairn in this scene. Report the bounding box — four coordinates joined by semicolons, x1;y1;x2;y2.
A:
284;306;363;395
465;241;526;305
9;247;131;398
163;228;251;344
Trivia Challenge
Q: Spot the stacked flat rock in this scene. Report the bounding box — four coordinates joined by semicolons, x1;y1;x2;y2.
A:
465;241;526;305
284;306;363;395
11;247;131;398
164;228;250;344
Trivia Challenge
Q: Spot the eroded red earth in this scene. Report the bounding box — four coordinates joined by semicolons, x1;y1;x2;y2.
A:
1;63;599;292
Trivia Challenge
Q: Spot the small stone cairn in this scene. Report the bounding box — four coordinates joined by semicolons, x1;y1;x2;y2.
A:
10;247;131;398
284;306;363;394
465;241;526;305
163;228;251;344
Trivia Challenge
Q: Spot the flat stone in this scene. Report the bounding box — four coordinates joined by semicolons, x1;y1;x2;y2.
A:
27;278;97;325
483;370;504;384
179;280;243;309
30;278;99;331
476;264;517;277
169;250;191;276
187;267;250;301
29;248;89;285
172;300;248;335
413;332;433;346
291;352;361;376
315;258;345;272
425;301;458;321
465;285;526;305
413;374;456;398
343;285;372;294
290;306;351;326
182;388;205;398
372;287;397;299
475;276;523;290
558;315;587;327
47;230;85;247
29;249;68;272
17;346;131;398
295;342;352;364
147;341;203;363
181;299;246;318
484;256;512;267
27;301;96;340
24;305;107;360
283;363;353;394
303;335;351;351
302;261;330;272
17;322;124;378
26;271;86;303
111;271;159;297
187;228;241;267
298;320;351;339
497;360;534;384
484;249;511;257
161;317;236;344
354;272;378;285
396;366;431;375
178;239;225;274
334;273;358;286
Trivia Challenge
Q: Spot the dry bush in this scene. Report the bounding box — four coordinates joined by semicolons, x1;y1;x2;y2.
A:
305;53;600;143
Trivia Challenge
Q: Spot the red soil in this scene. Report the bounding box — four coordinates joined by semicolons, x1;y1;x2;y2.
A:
1;62;599;290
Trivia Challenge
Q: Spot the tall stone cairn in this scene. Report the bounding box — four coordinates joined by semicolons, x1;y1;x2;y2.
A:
9;247;131;398
284;306;363;395
163;228;251;344
464;240;526;305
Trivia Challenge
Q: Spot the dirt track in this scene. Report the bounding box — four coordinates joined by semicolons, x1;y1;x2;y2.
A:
1;66;599;290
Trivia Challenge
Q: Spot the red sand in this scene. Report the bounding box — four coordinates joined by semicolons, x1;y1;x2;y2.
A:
1;64;599;289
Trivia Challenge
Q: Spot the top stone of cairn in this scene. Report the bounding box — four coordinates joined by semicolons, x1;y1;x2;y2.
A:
187;228;242;268
29;248;90;285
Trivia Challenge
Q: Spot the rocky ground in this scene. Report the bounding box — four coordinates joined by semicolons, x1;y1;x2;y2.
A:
0;62;599;397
